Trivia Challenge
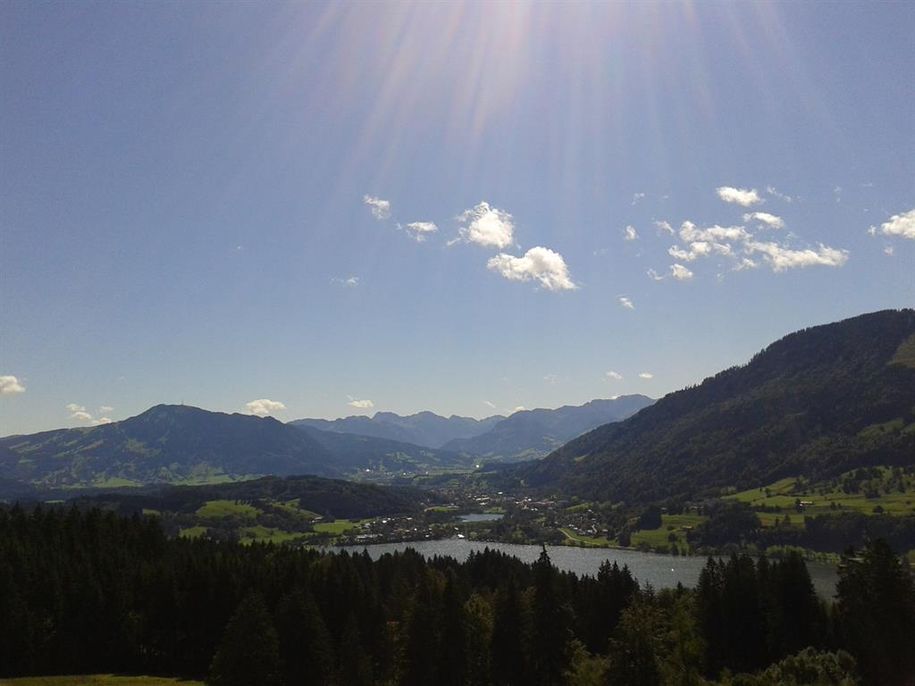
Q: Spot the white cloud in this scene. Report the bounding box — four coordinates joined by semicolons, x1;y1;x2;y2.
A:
457;201;515;249
487;246;577;291
679;221;750;243
716;186;762;207
66;404;96;422
91;417;113;426
647;268;664;282
543;374;560;385
348;398;375;409
332;275;360;287
402;221;439;242
483;400;496;409
745;241;849;271
98;405;114;414
655;220;674;235
638;372;654;379
606;370;623;380
0;375;25;395
631;192;646;205
618;296;635;310
743;212;785;230
245;398;287;417
668;242;711;262
766;186;793;202
884;246;895;256
733;257;758;272
512;406;526;413
363;195;391;220
874;209;915;240
624;225;638;241
670;264;694;281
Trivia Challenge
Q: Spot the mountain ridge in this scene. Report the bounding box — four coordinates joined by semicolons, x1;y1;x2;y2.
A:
442;395;655;460
0;404;468;490
511;309;915;503
290;410;504;448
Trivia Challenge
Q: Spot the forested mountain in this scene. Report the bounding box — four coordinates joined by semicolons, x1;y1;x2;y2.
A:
290;410;504;448
0;404;467;491
442;395;654;460
514;309;915;503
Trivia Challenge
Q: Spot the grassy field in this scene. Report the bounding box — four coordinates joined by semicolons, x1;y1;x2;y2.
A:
0;676;202;686
726;469;915;520
195;499;259;520
559;527;608;547
312;518;369;535
630;513;707;550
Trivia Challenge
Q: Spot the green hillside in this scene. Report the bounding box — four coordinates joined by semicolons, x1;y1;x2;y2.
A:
0;405;471;493
514;309;915;503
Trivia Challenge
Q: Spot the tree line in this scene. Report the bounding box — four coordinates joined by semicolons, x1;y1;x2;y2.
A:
1;505;913;685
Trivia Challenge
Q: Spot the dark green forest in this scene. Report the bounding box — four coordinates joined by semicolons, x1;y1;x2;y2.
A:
2;507;914;685
515;309;915;504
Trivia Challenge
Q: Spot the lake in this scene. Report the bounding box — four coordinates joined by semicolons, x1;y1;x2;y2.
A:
335;538;839;597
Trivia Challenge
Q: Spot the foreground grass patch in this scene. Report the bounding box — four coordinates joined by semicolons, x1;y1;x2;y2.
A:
0;676;202;686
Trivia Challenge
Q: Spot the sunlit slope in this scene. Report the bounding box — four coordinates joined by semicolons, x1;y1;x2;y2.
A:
0;404;472;492
0;405;338;488
517;309;915;503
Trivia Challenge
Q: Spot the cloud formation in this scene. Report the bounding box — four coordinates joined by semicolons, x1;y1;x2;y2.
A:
647;269;664;282
670;263;694;281
716;186;762;207
487;247;577;291
363;195;391;220
332;275;360;287
655;220;674;235
0;375;25;395
245;398;287;417
663;217;848;275
624;225;638;241
743;212;785;230
606;370;623;380
618;296;635;310
403;221;439;241
348;398;375;409
65;403;111;424
874;209;915;240
457;202;515;249
744;241;849;271
638;372;654;379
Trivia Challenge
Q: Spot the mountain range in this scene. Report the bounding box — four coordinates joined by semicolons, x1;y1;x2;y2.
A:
290;395;654;460
511;309;915;504
441;395;654;459
289;411;504;448
0;404;464;492
0;396;648;495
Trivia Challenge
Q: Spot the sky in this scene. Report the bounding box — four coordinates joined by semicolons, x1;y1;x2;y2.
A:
1;1;913;435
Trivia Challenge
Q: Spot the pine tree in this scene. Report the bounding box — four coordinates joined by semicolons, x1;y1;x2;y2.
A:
836;539;915;685
275;589;334;686
207;593;282;686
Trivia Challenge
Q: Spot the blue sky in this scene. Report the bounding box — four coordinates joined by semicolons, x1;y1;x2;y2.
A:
2;1;913;435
